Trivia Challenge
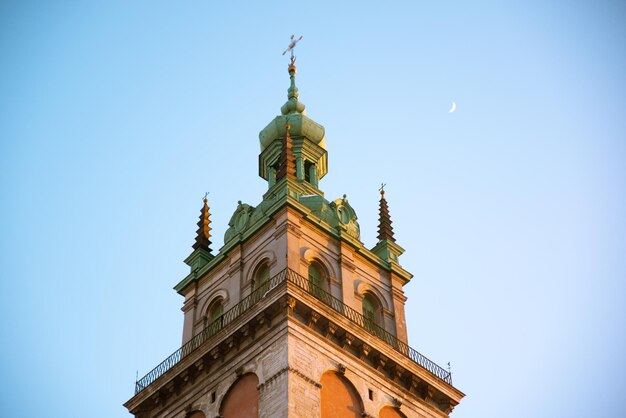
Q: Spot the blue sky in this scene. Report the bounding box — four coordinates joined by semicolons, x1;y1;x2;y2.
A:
1;1;624;417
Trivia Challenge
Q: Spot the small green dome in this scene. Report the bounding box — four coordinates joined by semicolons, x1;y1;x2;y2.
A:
259;67;326;151
259;114;326;151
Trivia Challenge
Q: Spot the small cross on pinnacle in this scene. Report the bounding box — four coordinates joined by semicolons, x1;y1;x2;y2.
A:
203;191;209;201
282;34;303;66
379;183;386;195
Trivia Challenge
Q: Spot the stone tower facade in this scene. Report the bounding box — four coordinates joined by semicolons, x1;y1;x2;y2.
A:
124;57;464;418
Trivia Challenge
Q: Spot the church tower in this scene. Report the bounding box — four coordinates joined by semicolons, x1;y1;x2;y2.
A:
124;44;464;418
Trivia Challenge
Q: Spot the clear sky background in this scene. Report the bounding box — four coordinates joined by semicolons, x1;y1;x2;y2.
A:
1;1;624;417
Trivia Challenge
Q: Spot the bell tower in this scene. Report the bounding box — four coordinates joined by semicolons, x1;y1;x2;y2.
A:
124;41;464;418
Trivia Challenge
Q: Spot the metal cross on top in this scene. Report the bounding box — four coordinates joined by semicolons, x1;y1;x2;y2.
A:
282;34;303;65
379;183;387;194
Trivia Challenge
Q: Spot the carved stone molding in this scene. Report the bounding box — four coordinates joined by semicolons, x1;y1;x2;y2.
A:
308;311;321;327
342;333;355;349
225;335;238;351
289;366;322;389
283;290;461;416
336;363;346;375
254;314;266;328
286;220;303;238
285;296;297;313
210;346;222;362
182;296;198;314
257;367;289;392
226;260;243;278
360;343;372;360
326;322;338;338
339;256;356;272
272;222;289;240
193;359;204;374
377;354;388;372
416;381;429;400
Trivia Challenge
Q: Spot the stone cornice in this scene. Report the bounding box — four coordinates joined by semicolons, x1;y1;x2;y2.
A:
286;284;464;412
125;291;288;414
127;278;463;417
257;366;321;393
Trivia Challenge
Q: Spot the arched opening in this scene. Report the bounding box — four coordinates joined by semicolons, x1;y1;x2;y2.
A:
253;262;271;296
304;160;318;187
308;260;328;299
362;293;383;332
206;298;224;333
186;411;206;418
220;373;259;418
379;406;407;418
320;371;364;418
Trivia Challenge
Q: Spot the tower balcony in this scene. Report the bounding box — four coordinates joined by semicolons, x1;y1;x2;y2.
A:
128;268;460;415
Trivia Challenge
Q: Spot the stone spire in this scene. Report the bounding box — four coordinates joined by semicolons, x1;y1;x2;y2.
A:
276;123;297;181
192;196;212;253
371;185;404;264
377;186;395;243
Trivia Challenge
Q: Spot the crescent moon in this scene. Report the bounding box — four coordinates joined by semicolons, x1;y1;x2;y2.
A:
449;102;457;113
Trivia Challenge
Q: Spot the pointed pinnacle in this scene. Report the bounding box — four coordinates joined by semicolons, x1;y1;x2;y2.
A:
377;188;395;243
276;123;297;181
193;197;213;252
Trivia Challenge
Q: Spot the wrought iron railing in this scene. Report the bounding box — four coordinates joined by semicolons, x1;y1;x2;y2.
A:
134;268;451;394
134;269;288;394
286;271;453;384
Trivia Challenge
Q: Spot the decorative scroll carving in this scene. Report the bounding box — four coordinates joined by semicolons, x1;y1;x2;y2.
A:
285;296;297;314
308;311;321;327
360;343;372;360
377;354;388;372
342;333;355;349
210;347;222;362
326;322;338;338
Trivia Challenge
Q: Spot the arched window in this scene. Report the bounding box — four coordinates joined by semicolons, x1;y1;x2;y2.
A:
320;371;364;418
220;373;259;418
207;298;224;333
379;406;407;418
308;261;327;299
362;293;382;332
253;263;270;295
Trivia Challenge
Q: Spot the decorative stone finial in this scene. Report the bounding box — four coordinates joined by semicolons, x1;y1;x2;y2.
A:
377;185;395;243
192;194;212;252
